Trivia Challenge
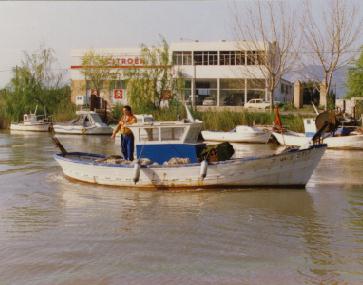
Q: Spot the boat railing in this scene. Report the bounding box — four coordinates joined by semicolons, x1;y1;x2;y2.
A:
24;114;51;123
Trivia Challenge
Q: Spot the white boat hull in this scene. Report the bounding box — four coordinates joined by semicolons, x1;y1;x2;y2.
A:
54;145;326;189
202;130;271;143
53;125;113;135
272;131;363;150
324;135;363;149
272;131;311;146
10;122;50;132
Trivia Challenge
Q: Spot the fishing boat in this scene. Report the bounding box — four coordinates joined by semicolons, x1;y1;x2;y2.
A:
272;118;363;150
54;144;326;188
53;111;113;135
201;125;271;143
10;106;51;132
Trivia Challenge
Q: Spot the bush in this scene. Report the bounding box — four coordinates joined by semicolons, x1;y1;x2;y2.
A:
111;103;123;121
53;100;76;122
281;114;304;132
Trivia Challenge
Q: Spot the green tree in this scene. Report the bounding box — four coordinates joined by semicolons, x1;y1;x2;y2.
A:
346;47;363;98
3;47;72;122
80;50;118;96
125;38;185;112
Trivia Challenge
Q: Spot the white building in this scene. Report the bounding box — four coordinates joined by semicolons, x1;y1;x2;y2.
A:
70;41;293;108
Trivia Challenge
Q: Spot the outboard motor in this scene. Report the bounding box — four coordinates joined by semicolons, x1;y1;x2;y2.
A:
313;111;338;144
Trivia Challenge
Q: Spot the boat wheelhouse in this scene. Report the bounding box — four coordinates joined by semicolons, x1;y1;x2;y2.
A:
128;120;203;145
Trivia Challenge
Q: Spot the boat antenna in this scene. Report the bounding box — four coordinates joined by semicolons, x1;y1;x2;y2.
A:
185;103;195;122
312;102;319;115
274;106;286;146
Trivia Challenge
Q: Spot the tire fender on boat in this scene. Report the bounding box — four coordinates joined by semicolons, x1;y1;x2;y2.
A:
133;161;141;184
200;160;208;180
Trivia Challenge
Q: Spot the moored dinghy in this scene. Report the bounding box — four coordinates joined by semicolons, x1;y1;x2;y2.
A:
202;125;271;143
54;144;326;189
53;111;113;135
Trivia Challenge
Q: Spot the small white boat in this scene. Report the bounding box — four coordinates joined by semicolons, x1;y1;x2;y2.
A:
53;111;113;135
54;144;326;189
10;107;51;132
272;118;363;150
272;131;311;147
201;125;271;143
274;131;363;150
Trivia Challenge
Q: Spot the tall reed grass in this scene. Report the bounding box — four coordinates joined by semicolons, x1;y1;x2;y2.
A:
192;109;275;131
113;103;304;132
52;101;77;122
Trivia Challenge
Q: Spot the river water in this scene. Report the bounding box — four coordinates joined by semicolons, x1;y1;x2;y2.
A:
0;130;362;285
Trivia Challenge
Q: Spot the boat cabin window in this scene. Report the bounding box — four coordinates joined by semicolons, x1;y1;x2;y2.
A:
138;127;160;142
160;127;184;141
136;126;185;143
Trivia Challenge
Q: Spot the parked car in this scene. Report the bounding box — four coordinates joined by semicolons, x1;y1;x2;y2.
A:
202;97;216;106
244;98;271;110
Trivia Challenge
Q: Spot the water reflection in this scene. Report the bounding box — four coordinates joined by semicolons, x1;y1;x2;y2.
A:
0;130;363;284
309;149;363;186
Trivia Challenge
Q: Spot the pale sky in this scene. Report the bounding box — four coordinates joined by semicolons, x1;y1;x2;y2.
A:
0;0;234;87
0;0;362;88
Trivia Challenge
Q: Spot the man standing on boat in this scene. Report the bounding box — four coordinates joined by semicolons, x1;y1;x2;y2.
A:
111;105;137;160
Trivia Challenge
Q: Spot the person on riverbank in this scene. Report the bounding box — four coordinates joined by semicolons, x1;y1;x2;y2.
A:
111;105;137;161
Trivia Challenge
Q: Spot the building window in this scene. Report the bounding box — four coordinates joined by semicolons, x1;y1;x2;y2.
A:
208;52;218;65
235;51;245;65
172;51;192;65
193;80;217;106
183;52;192;65
246;51;266;65
247;90;265;102
173;52;183;65
193;51;218;65
220;79;245;106
247;79;266;89
194;52;203;65
219;51;228;65
219;51;245;65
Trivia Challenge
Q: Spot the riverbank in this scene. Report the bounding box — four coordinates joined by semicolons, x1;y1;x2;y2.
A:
145;107;309;133
0;106;309;133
